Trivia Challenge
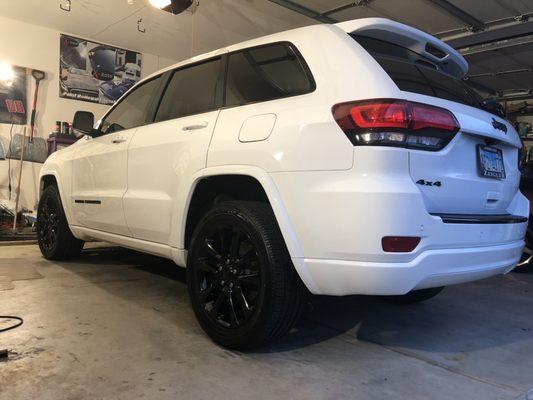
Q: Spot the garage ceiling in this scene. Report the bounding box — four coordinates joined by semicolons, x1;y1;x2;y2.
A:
2;0;533;103
0;0;310;61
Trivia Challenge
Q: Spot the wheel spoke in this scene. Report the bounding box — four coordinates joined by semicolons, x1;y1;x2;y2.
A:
204;239;222;261
235;286;252;317
228;292;239;327
236;271;260;288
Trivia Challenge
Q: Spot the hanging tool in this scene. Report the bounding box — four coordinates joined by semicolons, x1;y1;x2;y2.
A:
29;69;45;143
12;126;26;232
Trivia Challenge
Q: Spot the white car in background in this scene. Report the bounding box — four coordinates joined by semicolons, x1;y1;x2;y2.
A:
37;18;528;349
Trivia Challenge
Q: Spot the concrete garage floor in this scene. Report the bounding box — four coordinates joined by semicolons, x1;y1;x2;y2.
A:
0;244;532;400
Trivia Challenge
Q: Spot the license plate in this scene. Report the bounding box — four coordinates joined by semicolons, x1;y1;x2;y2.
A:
477;145;505;179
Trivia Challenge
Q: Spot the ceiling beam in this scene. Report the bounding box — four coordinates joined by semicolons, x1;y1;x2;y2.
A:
322;0;374;17
468;68;533;79
426;0;485;32
459;34;533;55
446;18;533;49
266;0;336;23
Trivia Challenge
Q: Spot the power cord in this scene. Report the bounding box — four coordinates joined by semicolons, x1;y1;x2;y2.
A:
0;316;23;333
0;316;23;360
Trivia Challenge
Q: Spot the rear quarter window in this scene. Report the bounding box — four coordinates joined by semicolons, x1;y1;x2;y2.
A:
225;43;314;107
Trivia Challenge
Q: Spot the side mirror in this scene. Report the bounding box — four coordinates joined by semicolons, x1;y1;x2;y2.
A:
73;111;97;136
482;98;506;119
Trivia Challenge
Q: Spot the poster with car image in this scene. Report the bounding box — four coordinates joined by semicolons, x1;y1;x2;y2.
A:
0;65;27;124
59;34;142;105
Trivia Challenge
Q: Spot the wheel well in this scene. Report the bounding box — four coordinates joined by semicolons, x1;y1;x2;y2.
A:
184;175;270;250
40;175;58;195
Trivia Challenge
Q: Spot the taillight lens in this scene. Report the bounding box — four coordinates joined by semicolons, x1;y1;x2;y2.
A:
332;99;460;151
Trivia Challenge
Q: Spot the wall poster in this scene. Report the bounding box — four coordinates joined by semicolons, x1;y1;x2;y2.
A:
0;65;27;124
59;34;142;105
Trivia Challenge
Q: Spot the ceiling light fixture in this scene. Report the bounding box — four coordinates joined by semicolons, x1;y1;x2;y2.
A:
60;0;71;12
149;0;194;14
149;0;171;8
137;18;146;33
0;62;15;86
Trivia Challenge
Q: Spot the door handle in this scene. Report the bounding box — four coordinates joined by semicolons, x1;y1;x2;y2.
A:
182;121;209;131
111;136;127;144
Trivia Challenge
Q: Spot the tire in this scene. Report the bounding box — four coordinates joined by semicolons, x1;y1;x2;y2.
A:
187;201;305;350
384;287;444;305
37;184;84;260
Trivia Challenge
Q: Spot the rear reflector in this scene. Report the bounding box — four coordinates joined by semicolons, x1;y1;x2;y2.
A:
332;99;460;151
382;236;421;252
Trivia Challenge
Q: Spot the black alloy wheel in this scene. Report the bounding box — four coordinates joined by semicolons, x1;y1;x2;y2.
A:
37;185;84;260
37;194;60;254
193;219;263;329
187;201;305;349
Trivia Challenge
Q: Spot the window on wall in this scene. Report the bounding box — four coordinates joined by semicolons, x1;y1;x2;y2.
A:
155;58;222;122
100;75;162;134
225;43;315;107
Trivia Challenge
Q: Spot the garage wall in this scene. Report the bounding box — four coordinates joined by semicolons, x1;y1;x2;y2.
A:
0;15;177;213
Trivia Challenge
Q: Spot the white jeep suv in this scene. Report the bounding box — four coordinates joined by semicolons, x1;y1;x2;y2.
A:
38;18;528;349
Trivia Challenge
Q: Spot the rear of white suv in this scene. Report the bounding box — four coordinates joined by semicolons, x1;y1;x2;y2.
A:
268;19;527;297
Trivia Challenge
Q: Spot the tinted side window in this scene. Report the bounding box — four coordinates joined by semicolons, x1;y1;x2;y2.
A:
225;43;314;106
155;58;222;122
100;76;162;134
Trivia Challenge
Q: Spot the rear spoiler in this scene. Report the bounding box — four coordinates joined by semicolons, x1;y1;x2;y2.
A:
335;18;468;79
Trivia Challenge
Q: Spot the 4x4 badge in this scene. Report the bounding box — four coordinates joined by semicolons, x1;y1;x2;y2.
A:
416;179;442;187
492;118;507;133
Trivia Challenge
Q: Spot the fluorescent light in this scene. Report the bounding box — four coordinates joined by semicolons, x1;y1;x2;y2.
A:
0;62;14;86
149;0;171;8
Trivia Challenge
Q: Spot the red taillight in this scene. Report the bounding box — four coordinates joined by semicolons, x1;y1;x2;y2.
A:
332;99;460;151
350;102;409;129
382;236;421;253
410;103;458;131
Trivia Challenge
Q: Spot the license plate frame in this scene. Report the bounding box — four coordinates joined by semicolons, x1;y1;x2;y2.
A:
477;144;506;180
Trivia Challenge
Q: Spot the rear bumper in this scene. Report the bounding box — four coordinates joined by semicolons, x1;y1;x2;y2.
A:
269;147;528;295
293;240;523;295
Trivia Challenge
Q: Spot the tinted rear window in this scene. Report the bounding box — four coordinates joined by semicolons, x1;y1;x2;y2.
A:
225;43;314;106
156;57;222;121
353;35;482;109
